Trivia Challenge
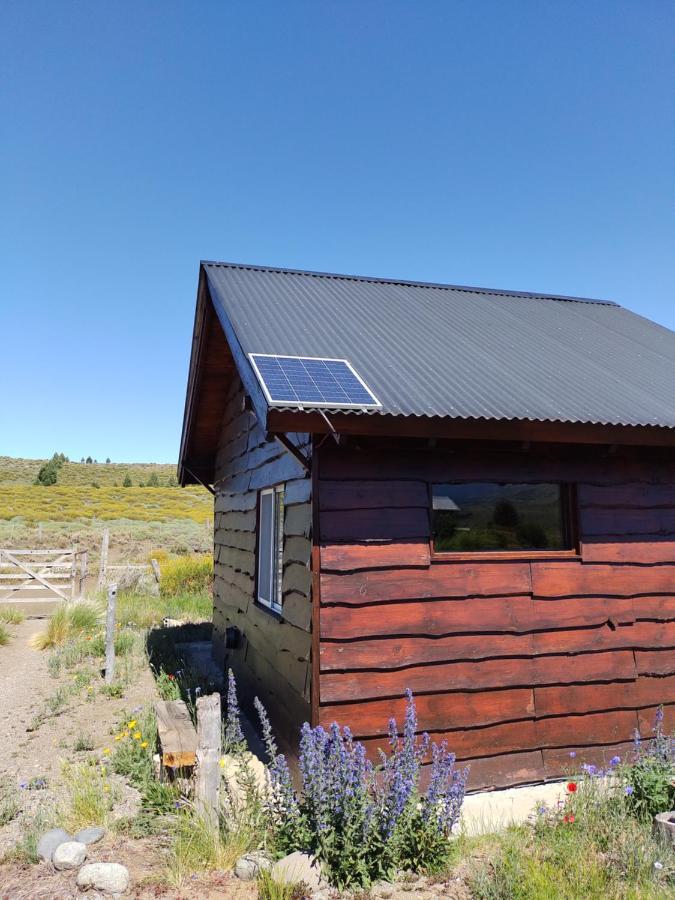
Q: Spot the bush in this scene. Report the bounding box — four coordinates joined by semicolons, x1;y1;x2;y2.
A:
31;601;102;649
248;683;468;889
0;607;25;625
60;760;116;831
623;707;675;821
160;554;213;597
0;623;9;646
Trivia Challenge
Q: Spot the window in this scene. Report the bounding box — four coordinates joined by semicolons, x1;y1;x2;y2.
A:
431;482;574;554
257;485;284;611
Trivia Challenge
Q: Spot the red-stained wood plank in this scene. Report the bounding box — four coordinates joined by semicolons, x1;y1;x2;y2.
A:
581;540;675;564
361;719;540;762
318;446;670;485
633;596;675;621
542;742;635;779
319;480;429;510
320;621;675;671
320;596;636;641
535;709;639;749
462;751;546;791
319;687;535;736
578;483;675;508
320;651;637;703
581;508;675;537
536;675;675;718
635;650;675;676
321;562;532;605
320;540;430;572
531;563;675;598
320;508;430;542
637;703;675;736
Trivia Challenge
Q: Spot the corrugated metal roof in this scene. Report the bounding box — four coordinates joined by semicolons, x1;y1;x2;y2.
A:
202;261;675;430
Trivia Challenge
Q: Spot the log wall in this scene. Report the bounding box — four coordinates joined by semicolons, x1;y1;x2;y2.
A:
317;440;675;790
212;377;313;750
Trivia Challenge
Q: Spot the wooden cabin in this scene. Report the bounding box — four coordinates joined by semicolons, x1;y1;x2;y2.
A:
179;261;675;790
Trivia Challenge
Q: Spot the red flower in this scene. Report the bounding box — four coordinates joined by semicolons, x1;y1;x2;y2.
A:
168;674;175;681
567;782;578;793
568;814;575;824
563;815;569;823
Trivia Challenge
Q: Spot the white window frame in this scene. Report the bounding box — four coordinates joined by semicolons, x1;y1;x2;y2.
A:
257;484;284;612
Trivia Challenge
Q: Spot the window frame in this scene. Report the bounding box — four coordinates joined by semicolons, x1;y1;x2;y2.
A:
428;481;580;562
255;484;285;614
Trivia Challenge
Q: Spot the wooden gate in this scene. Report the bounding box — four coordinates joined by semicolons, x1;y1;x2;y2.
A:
0;549;88;604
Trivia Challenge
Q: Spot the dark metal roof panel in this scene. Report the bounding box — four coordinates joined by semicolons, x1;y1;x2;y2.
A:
202;262;675;430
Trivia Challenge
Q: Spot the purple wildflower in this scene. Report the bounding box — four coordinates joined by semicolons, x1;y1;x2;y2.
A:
569;751;577;759
582;763;598;776
609;755;621;767
223;669;245;752
624;785;634;795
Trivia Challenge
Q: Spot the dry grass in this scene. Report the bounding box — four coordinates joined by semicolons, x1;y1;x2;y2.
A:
30;600;102;649
0;456;178;487
0;607;25;625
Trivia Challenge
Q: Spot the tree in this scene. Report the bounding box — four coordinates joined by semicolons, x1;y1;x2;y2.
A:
105;457;111;464
35;452;66;486
123;474;132;487
493;499;519;529
85;456;93;464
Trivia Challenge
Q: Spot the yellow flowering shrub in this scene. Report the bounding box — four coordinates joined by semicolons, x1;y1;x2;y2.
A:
160;554;213;597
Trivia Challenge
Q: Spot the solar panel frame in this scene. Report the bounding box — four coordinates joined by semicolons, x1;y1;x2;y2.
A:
248;353;382;410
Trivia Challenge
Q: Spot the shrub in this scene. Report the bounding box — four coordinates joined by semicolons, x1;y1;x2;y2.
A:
623;706;675;821
123;474;132;487
257;869;307;900
0;623;9;646
60;760;116;831
31;601;102;649
160;554;213;597
0;776;20;826
0;607;25;625
248;683;468;889
147;548;169;565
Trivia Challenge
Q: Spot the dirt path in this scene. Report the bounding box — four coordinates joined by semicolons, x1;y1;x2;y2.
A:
0;619;54;780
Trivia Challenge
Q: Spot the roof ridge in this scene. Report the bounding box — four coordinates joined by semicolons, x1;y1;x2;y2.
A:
200;259;618;307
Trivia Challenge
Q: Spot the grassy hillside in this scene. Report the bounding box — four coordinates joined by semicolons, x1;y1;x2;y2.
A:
0;456;212;562
0;456;179;487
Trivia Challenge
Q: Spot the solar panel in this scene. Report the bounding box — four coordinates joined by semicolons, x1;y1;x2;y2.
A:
249;354;381;409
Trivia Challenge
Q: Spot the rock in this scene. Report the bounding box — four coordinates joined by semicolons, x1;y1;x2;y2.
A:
271;851;325;892
220;752;269;810
37;828;71;862
53;840;87;870
74;825;106;845
234;850;273;880
77;862;130;894
654;810;675;847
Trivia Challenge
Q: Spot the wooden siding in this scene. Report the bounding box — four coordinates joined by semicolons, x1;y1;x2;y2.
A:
317;441;675;790
212;376;313;751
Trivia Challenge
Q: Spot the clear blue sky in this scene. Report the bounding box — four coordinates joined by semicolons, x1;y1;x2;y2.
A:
1;1;673;463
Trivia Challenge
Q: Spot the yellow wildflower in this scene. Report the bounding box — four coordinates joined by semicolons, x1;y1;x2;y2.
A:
100;766;107;775
103;785;110;793
140;741;148;749
133;731;142;740
219;757;226;768
127;720;136;729
114;735;122;742
102;748;111;756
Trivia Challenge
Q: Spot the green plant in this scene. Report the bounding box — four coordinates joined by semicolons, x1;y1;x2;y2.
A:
30;600;102;649
160;554;213;597
155;668;181;700
257;869;307;900
622;708;675;821
0;776;20;826
0;808;54;864
0;623;9;646
60;760;116;831
123;474;132;487
0;607;24;625
167;808;253;886
101;682;124;698
73;733;95;752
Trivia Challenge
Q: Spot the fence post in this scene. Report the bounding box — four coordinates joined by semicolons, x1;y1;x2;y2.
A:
150;558;161;584
80;551;88;598
97;528;109;592
71;551;78;601
104;583;117;685
195;693;221;828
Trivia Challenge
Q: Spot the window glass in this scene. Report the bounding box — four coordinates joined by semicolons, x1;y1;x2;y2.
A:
258;486;284;611
432;483;568;553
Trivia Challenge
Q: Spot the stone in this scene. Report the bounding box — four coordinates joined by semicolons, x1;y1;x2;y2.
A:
77;862;130;894
220;752;269;810
234;850;273;881
36;828;71;862
271;851;324;892
74;825;106;845
53;840;87;870
654;810;675;847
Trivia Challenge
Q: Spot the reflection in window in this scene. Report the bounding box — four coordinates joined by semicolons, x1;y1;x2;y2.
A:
432;483;570;553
